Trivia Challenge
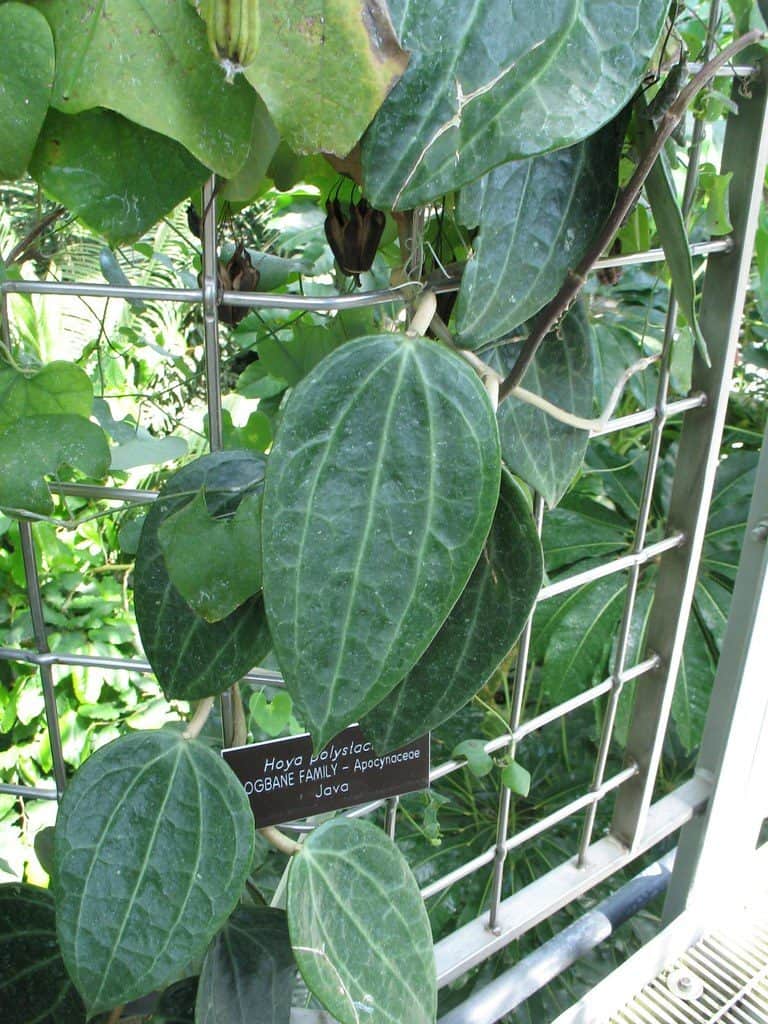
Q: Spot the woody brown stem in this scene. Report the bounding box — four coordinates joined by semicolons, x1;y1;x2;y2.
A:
498;28;765;403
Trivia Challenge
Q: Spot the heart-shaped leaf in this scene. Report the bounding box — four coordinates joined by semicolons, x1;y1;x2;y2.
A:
490;303;595;508
158;488;263;622
249;690;294;737
0;414;110;517
262;333;501;749
30;109;209;246
455;112;627;347
287;817;436;1024
361;471;542;752
196;906;295;1024
54;730;255;1017
246;0;408;156
452;739;494;778
35;0;255;176
0;361;92;429
501;759;531;796
0;883;85;1024
134;451;272;700
362;0;667;208
0;3;54;180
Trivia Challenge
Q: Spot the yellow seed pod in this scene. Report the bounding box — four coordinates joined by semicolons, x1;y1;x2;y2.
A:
203;0;260;83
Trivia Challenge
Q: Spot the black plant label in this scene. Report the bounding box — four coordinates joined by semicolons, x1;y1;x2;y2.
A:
222;725;429;826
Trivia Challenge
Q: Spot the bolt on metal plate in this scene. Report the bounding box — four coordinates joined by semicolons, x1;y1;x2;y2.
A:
666;967;704;1001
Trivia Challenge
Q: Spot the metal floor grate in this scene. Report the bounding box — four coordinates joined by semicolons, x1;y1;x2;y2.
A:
609;899;768;1024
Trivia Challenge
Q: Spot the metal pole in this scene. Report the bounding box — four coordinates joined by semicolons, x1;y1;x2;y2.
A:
438;851;676;1024
18;522;67;796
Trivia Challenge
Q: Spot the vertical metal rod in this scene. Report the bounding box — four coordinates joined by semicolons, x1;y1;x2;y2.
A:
612;62;768;848
488;494;544;932
577;2;724;863
384;796;399;839
1;291;11;351
201;176;234;744
18;522;67;796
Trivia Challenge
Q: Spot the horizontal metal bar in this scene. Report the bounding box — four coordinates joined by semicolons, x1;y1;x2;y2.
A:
0;782;58;800
514;657;660;742
539;532;685;602
438;849;677;1024
0;647;284;688
0;240;731;311
49;482;158;503
592;393;708;438
433;777;711;987
421;765;638;901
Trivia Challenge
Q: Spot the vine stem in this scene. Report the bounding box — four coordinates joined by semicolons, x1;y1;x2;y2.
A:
259;825;302;856
497;28;766;402
182;697;214;740
105;1005;124;1024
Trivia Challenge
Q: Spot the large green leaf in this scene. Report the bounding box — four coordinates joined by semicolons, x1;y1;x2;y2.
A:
490;303;595;508
246;0;408;156
262;333;501;749
196;906;295;1024
0;361;92;429
361;471;542;753
287;817;436;1024
635;102;709;363
0;4;54;180
455;115;626;347
536;574;627;705
0;414;110;517
219;94;280;203
35;0;255;176
542;496;629;574
134;451;272;700
158;488;263;623
362;0;667;208
54;731;254;1016
30;109;209;245
0;883;85;1024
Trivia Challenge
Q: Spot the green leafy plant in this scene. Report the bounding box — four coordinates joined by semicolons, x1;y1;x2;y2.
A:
0;2;763;1022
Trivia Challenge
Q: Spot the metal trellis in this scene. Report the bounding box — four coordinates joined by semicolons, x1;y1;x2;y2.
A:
0;25;766;1024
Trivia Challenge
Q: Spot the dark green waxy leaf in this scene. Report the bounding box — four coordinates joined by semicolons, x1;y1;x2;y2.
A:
0;414;110;516
362;0;667;208
287;817;436;1024
501;759;531;796
158;488;263;622
220;94;280;203
0;361;92;429
0;4;54;180
543;496;628;574
33;825;56;878
262;333;501;750
36;0;256;176
491;303;595;508
30;109;209;246
246;0;408;156
134;451;272;700
54;731;255;1017
456;117;626;347
155;978;198;1024
535;574;627;705
362;472;542;752
0;883;85;1024
452;739;494;778
635;101;709;364
196;906;295;1024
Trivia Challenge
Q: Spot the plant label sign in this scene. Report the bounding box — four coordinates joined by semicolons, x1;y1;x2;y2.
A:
222;725;430;826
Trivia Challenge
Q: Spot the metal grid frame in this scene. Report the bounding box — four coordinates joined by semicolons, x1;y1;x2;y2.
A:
1;24;766;1017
